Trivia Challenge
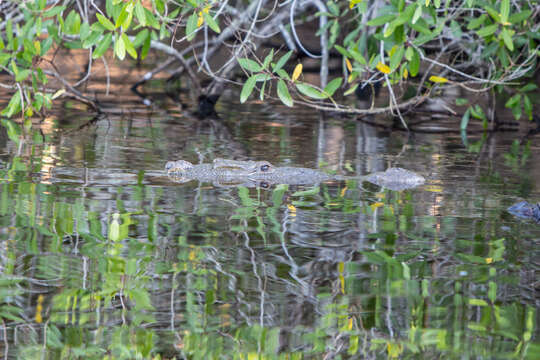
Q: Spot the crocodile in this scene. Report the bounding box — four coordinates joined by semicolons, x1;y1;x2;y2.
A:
165;158;425;190
507;201;540;223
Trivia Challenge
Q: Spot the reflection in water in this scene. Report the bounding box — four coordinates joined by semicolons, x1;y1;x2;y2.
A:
0;82;539;359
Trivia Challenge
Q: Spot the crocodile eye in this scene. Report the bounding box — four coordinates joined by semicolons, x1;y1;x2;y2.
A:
260;164;270;172
260;181;269;188
165;161;175;171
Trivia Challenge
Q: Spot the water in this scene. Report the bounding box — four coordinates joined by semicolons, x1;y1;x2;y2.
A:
0;77;539;359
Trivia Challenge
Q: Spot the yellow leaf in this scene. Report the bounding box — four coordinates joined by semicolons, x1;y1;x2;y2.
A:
35;295;44;323
189;250;196;261
424;185;443;192
347;73;354;83
425;0;430;6
292;63;303;82
340;274;345;294
348;318;353;330
376;62;391;74
287;204;296;216
349;0;363;9
387;342;404;358
403;68;408;79
485;257;493;264
429;75;448;83
345;58;352;72
197;13;204;27
203;5;210;14
370;202;384;211
51;88;66;100
340;186;348;197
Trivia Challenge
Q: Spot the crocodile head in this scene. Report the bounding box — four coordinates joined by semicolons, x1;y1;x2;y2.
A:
212;158;275;175
165;160;194;173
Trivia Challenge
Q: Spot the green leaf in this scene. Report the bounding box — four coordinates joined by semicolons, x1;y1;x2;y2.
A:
323;77;342;96
467;14;487;30
92;32;112;58
43;5;65;17
1;92;22;118
390;45;404;71
349;48;367;65
460;108;470;131
519;83;537;92
122;33;137;59
344;83;359;96
272;50;292;73
409;48;420;77
523;95;532;120
405;46;413;61
133;29;149;47
238;58;262;72
141;31;151;59
240;75;257;103
505;94;521;108
144;8;160;29
15;69;32;82
114;35;125;60
367;14;395;27
500;0;510;24
262;49;274;70
295;83;328;99
291;186;320;197
500;28;513;51
186;12;198;41
412;5;422;24
254;73;271;82
115;4;130;29
509;10;531;24
476;24;498;38
82;29;103;49
455;98;468;106
483;5;501;23
276;69;290;81
96;13;115;31
135;1;146;26
203;12;220;33
277;79;293;107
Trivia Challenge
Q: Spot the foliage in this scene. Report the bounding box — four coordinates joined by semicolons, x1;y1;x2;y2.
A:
0;0;538;130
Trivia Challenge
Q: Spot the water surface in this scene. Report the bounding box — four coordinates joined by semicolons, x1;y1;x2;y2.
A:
0;72;538;359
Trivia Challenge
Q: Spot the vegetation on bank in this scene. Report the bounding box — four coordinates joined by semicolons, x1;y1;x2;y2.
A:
0;0;538;131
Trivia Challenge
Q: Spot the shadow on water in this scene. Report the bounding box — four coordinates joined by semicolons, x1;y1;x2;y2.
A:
0;68;539;359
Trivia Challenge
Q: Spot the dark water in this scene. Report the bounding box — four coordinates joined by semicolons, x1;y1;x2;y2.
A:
0;77;539;359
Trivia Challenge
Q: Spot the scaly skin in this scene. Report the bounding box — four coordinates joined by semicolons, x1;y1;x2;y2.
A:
165;159;425;190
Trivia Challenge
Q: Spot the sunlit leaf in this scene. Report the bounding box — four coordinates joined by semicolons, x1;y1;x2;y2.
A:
345;58;352;72
292;63;303;82
96;13;115;31
429;75;448;83
376;62;391;74
51;89;65;100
